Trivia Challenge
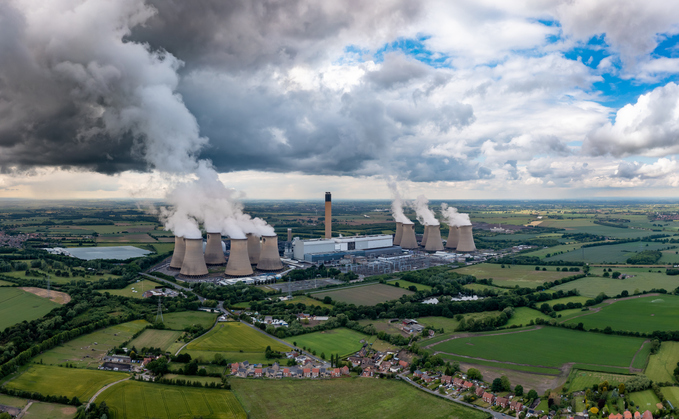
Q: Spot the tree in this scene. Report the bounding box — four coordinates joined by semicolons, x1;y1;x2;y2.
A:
467;368;482;381
323;296;332;304
612;271;621;279
514;385;524;397
491;378;504;392
321;352;326;360
527;389;538;401
500;375;511;391
618;383;625;394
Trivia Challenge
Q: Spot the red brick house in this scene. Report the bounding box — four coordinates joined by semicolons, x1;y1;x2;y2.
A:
399;360;409;368
362;367;374;377
463;381;473;389
312;368;320;378
634;412;641;419
254;368;263;377
509;400;523;412
303;368;311;378
475;387;484;397
341;366;350;375
441;375;452;385
624;411;633;419
283;368;291;377
482;392;495;404
642;411;653;419
333;368;341;377
453;377;464;387
231;363;239;374
496;397;509;408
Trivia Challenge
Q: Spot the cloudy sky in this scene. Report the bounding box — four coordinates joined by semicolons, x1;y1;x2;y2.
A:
1;0;679;200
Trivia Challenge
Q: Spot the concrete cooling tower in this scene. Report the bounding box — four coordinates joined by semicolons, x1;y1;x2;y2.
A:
420;224;430;247
393;222;403;246
169;236;185;270
400;223;418;249
204;232;226;265
247;233;261;265
456;225;476;252
258;235;283;271
180;238;209;277
225;238;253;277
445;226;459;249
424;225;444;251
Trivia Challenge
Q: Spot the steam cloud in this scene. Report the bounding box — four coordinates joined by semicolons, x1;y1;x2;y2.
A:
411;195;439;226
441;203;471;226
387;180;412;224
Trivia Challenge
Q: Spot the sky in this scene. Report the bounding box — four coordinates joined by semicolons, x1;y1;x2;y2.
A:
1;0;679;200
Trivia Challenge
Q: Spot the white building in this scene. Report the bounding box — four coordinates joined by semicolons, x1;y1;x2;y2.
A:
292;234;396;261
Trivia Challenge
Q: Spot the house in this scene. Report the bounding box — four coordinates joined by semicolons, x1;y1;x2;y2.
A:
380;362;392;372
608;414;622;419
231;363;239;374
509;400;523;412
413;370;424;378
362;367;374;377
463;381;473;389
333;368;341;377
634;412;641;419
422;375;433;384
341;366;350;375
399;360;409;368
312;368;320;378
475;387;484;397
642;411;653;419
303;368;311;378
482;392;495;404
283;368;291;377
496;397;509;408
453;377;465;387
348;356;362;367
254;368;263;377
441;375;452;385
624;411;633;419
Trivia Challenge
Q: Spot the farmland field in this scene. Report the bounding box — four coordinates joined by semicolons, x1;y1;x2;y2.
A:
453;263;577;287
162;311;218;331
0;287;61;330
629;389;661;412
545;241;677;264
23;402;78;419
284;295;332;308
37;320;149;368
663;386;679;408
101;279;161;299
98;380;246;419
547;295;591;307
163;374;223;385
128;329;183;352
310;283;414;306
231;377;488;419
645;341;679;383
0;394;27;408
387;279;432;291
505;307;551;327
429;327;646;370
538;218;654;239
551;270;679;297
284;328;370;357
462;283;507;294
567;370;634;391
564;295;679;333
523;242;603;258
5;365;124;401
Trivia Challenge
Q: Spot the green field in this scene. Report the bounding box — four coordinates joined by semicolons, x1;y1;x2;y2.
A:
162;311;217;331
547;295;591;307
163;374;223;385
546;241;677;264
182;322;287;364
438;353;561;375
37;320;149;368
284;328;370;357
551;269;679;297
98;380;246;419
101;279;161;299
505;307;551;327
231;377;488;419
0;279;13;286
430;327;646;370
387;279;432;291
539;218;655;239
564;295;679;333
645;341;679;383
311;283;414;306
629;389;661;412
662;386;679;409
284;295;332;308
523;242;602;258
129;329;183;352
24;402;78;419
454;263;577;287
0;393;27;408
5;365;125;401
567;369;634;391
0;287;60;330
462;283;507;294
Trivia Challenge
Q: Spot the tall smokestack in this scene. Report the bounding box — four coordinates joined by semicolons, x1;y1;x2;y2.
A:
169;236;186;270
400;223;418;249
287;228;292;242
180;238;209;277
247;233;261;265
420;224;430;247
204;233;226;265
393;222;403;246
425;225;444;251
325;192;332;238
258;235;283;271
225;238;254;277
446;226;459;249
456;225;477;252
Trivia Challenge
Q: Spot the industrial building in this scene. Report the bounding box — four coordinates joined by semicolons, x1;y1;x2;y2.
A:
292;234;401;263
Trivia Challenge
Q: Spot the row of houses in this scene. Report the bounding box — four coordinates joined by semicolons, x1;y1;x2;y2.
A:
480;391;523;412
231;361;350;379
602;410;653;419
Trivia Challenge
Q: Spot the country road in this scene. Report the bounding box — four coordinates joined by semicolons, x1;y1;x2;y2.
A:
86;376;131;410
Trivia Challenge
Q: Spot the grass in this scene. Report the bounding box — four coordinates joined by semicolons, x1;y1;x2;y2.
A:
163;374;223;385
523;242;602;258
5;365;125;401
230;377;488;419
0;279;13;286
662;386;679;409
430;327;646;369
505;307;551;327
98;380;246;419
101;279;161;299
646;342;679;383
128;329;183;352
629;389;661;412
37;320;149;368
546;241;677;264
453;263;577;287
0;393;27;408
462;283;507;294
539;219;655;239
564;295;679;333
566;369;635;391
387;279;432;291
551;269;679;297
547;295;591;307
162;311;217;331
284;328;370;357
310;283;414;306
0;287;60;330
24;402;78;419
283;295;332;308
438;353;560;375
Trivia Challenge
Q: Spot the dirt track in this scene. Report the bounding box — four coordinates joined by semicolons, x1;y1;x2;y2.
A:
20;287;71;304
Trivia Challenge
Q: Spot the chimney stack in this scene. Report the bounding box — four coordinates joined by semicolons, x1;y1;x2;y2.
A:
258;235;283;271
204;232;226;265
325;192;332;238
180;238;209;277
445;226;459;249
225;238;254;277
456;225;477;252
247;233;261;265
420;224;430;247
393;222;403;246
287;228;292;242
169;236;186;270
424;225;444;251
399;223;418;249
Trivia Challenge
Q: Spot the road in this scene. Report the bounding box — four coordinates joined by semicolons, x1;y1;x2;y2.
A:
86;376;131;410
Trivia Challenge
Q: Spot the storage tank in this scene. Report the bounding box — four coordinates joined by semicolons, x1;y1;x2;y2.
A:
393;222;403;246
258;235;283;271
424;225;444;251
204;232;226;265
169;236;185;270
445;226;459;249
247;233;261;265
399;222;418;249
456;225;477;252
225;238;254;277
180;238;209;277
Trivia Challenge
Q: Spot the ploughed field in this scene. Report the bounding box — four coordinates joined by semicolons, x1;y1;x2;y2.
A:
311;283;414;306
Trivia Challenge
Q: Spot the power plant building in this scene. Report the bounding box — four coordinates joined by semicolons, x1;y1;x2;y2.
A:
292;234;401;263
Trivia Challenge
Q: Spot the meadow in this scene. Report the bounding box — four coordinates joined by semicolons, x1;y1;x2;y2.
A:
162;311;218;331
128;329;183;352
545;241;677;264
644;341;679;383
462;283;507;294
429;327;646;370
566;370;634;392
284;295;332;308
311;283;414;306
662;386;679;409
551;270;679;297
629;389;661;413
387;279;433;291
505;307;551;327
101;279;161;299
564;294;679;333
453;263;576;287
230;377;488;419
24;402;78;419
284;328;370;357
0;287;61;331
5;365;125;401
546;295;591;307
98;380;246;419
523;242;602;258
538;218;654;239
37;320;149;368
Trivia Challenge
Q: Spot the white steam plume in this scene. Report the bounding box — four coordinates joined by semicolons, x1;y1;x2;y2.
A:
441;203;471;226
387;180;412;224
411;195;439;226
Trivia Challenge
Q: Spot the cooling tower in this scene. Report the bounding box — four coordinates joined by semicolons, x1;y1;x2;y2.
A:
420;224;430;247
180;238;209;277
258;235;283;271
204;233;226;265
225;238;254;277
400;223;418;249
445;226;459;249
247;233;261;265
169;236;186;270
325;192;332;239
456;225;477;252
393;222;403;246
425;225;444;251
